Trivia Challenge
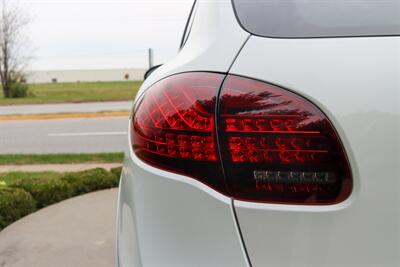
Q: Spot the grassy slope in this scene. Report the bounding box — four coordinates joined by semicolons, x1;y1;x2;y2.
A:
0;81;142;105
0;153;124;165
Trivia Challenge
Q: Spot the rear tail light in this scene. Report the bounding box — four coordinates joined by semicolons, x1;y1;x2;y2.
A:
132;73;352;205
218;76;352;204
132;73;227;193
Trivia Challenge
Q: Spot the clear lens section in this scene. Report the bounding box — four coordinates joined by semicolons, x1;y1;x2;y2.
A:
218;75;352;205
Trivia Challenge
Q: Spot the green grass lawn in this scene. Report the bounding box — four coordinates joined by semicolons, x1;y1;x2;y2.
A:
0;153;124;165
0;81;142;105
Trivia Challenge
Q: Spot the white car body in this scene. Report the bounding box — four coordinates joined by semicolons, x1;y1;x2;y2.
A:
117;1;400;266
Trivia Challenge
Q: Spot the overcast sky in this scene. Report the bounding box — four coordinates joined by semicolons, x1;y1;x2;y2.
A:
20;0;193;70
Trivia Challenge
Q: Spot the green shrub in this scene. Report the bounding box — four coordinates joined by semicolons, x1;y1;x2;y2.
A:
62;168;120;197
111;167;123;179
0;168;121;231
11;177;73;208
0;188;37;230
9;81;29;98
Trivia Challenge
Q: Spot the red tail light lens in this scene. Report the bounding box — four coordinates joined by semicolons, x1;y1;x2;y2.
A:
218;76;352;204
132;73;227;193
132;73;352;205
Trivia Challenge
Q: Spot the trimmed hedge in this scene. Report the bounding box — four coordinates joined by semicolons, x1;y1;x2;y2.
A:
62;168;120;197
11;177;73;208
0;188;37;230
111;167;123;179
0;168;121;231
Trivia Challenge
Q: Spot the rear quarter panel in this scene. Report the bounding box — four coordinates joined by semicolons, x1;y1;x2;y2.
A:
116;1;251;266
137;0;249;100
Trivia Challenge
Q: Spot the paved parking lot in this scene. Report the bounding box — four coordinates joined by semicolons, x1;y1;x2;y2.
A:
0;189;118;267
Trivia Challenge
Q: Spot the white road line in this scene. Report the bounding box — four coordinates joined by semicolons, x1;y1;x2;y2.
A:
48;132;127;137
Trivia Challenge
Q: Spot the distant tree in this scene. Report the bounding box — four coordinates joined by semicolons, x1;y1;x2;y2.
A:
0;0;31;98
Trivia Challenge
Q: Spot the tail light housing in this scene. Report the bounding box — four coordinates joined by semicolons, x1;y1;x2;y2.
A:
218;76;352;204
132;73;227;193
132;73;352;205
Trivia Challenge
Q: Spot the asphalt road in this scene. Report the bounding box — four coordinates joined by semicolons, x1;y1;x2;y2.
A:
0;101;132;115
0;117;129;154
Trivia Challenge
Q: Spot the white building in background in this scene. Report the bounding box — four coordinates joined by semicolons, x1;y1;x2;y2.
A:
26;68;147;84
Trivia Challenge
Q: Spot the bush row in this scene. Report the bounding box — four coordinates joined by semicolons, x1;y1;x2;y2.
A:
0;167;122;231
0;188;37;230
